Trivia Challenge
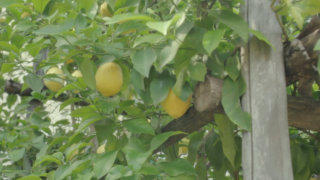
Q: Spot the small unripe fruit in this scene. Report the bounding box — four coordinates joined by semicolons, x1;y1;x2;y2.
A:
97;144;105;154
21;12;30;19
0;17;6;23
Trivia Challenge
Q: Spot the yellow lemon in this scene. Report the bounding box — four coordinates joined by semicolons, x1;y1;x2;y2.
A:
100;2;112;17
178;146;188;155
0;17;6;23
161;89;191;119
95;62;123;97
21;12;30;19
72;70;82;78
44;67;65;92
97;144;106;154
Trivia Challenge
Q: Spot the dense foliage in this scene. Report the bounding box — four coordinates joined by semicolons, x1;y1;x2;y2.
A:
0;0;320;179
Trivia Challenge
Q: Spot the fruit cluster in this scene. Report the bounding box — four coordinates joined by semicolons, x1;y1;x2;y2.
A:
44;61;191;119
42;2;191;119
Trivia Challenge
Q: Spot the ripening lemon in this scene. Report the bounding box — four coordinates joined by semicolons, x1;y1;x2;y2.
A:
178;146;188;155
21;12;30;19
95;62;123;97
72;70;82;78
44;67;65;92
161;89;191;119
100;2;112;17
65;59;75;65
97;144;106;154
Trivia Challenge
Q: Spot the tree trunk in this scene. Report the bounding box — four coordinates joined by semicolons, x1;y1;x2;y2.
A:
241;0;293;179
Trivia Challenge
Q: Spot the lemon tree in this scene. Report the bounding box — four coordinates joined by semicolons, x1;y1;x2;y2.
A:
0;0;320;179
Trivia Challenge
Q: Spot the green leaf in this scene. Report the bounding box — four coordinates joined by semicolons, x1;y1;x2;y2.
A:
60;98;82;111
133;34;164;48
24;40;45;57
249;29;274;49
35;19;74;35
103;13;154;24
0;41;19;53
54;159;90;180
150;76;174;104
1;63;15;74
34;155;62;167
93;151;118;179
147;20;172;36
24;74;43;92
215;114;236;168
9;148;25;162
80;58;96;90
32;0;50;13
131;70;145;91
106;165;133;180
291;144;307;173
188;62;207;82
146;13;184;35
139;163;161;175
187;131;205;164
225;56;240;81
131;47;157;77
122;138;151;171
123;118;155;135
150;131;183;151
205;132;224;170
207;56;226;79
210;10;249;41
221;78;251;131
71;106;99;120
202;30;225;55
17;175;41;180
0;0;22;7
157;22;194;70
159;158;197;176
77;0;97;13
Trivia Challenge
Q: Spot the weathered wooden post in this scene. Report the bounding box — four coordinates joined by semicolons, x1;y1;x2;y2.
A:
241;0;294;179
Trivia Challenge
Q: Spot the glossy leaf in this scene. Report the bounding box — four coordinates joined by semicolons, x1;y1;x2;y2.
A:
157;22;194;70
9;148;25;162
150;76;174;104
24;74;43;92
32;0;50;13
215;114;236;167
123;118;155;135
222;78;251;131
93;151;118;178
202;30;225;55
210;10;249;41
131;47;157;77
80;58;96;90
